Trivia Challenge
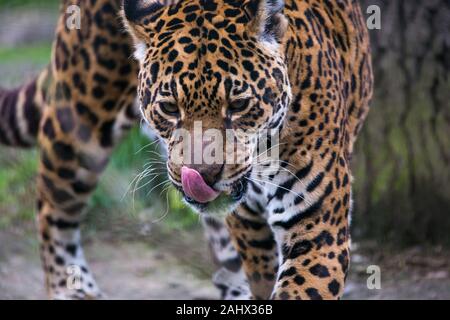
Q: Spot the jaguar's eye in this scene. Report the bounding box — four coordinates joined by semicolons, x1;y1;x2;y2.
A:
159;102;179;116
228;99;251;114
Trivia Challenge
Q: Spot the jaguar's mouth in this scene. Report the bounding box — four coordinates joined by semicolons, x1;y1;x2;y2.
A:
173;171;250;215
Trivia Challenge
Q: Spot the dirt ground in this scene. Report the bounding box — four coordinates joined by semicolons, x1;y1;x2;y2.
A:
0;225;219;300
1;223;449;300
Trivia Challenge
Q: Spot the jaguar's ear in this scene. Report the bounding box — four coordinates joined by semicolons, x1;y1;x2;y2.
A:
122;0;180;42
122;0;163;42
122;1;177;61
245;0;288;43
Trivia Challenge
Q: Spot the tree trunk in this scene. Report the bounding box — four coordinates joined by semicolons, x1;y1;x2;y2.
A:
353;0;450;245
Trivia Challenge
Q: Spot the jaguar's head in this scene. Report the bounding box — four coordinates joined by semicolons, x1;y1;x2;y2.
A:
123;0;291;215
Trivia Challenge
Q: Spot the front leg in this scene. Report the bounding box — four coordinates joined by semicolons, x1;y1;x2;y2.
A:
37;105;111;299
268;162;351;300
202;216;252;300
36;81;138;299
226;203;279;300
37;144;105;299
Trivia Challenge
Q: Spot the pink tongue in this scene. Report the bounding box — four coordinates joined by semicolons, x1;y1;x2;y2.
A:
181;166;220;204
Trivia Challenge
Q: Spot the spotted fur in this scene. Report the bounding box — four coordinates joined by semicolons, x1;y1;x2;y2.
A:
0;0;372;300
124;0;372;300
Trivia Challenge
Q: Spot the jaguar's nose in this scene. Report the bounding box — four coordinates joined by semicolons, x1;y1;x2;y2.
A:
181;166;221;203
187;163;224;187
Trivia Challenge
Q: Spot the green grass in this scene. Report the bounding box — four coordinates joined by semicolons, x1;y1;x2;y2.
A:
0;129;198;232
99;127;198;230
0;150;39;228
0;128;198;232
0;39;198;232
0;0;57;9
0;43;52;65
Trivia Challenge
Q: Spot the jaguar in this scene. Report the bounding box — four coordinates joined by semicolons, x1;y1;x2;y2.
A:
0;0;372;300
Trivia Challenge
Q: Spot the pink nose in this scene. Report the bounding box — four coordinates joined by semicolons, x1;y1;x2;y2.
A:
181;166;220;203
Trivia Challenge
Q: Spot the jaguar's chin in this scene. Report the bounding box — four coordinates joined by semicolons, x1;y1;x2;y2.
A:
177;176;249;216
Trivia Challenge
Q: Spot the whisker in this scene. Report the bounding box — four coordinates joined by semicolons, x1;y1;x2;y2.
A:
143;160;167;166
245;176;305;201
252;142;287;161
159;182;172;197
133;174;162;193
134;139;160;154
122;168;153;201
123;161;167;210
146;179;171;196
253;158;298;171
151;182;173;224
252;163;308;192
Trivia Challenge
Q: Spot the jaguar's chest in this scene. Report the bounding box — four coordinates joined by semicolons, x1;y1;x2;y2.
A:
244;169;304;219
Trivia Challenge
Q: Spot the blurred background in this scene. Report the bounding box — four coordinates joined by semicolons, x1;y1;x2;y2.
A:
0;0;449;299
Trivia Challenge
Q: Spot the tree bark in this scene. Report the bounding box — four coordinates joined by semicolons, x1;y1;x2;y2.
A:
353;0;450;245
